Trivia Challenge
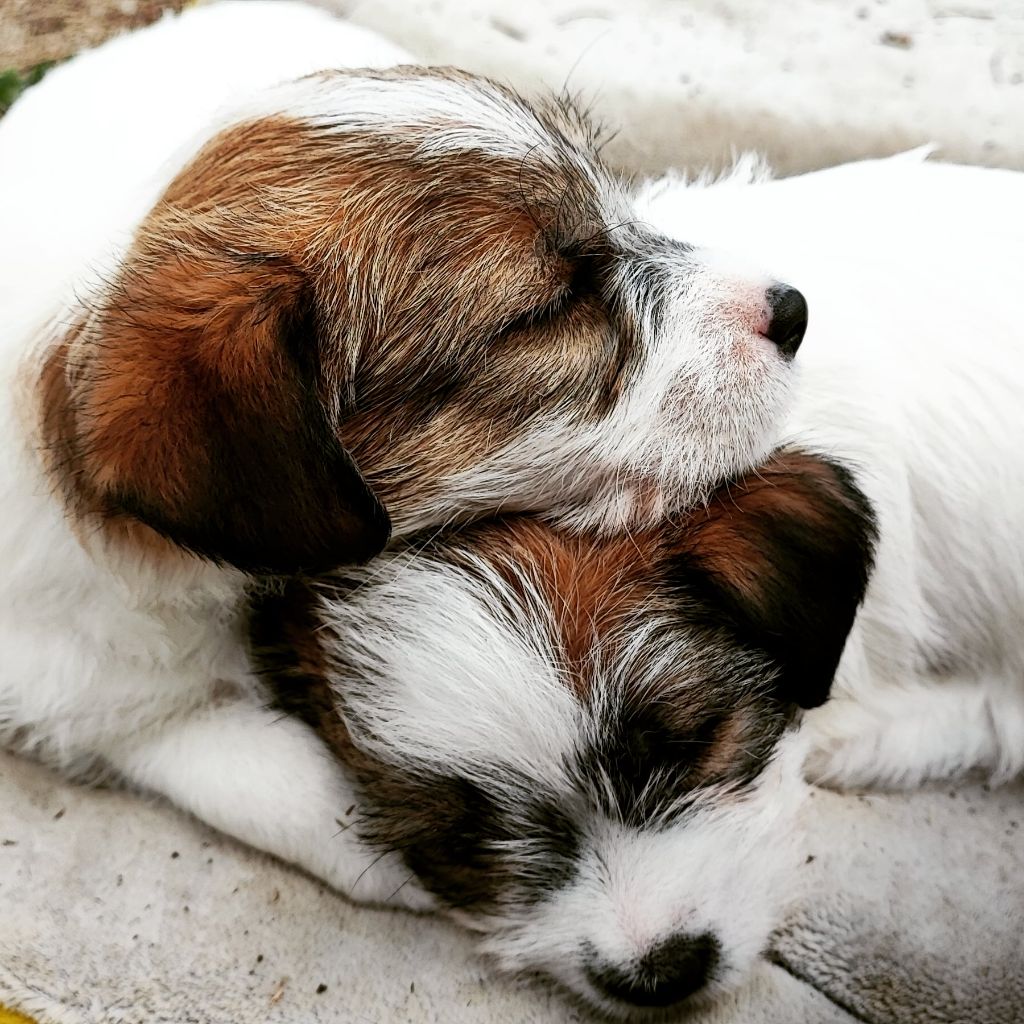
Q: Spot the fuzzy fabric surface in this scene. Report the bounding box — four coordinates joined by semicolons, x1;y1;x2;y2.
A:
2;750;1021;1024
774;782;1024;1024
1;1;1022;1022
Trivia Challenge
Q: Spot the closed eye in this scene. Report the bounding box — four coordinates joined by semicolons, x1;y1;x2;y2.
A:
581;706;748;826
497;252;605;335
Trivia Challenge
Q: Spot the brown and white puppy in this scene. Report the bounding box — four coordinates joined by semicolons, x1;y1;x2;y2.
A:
0;3;802;910
257;139;1024;1011
256;449;876;1017
26;24;805;578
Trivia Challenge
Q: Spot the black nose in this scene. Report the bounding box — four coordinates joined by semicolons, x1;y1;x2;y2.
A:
764;283;808;359
585;932;720;1009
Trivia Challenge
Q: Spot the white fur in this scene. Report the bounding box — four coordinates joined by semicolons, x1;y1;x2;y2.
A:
244;71;577;163
0;0;792;916
640;155;1024;788
0;2;412;325
324;552;583;784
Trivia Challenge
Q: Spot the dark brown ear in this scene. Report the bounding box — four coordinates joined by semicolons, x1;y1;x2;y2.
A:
677;450;877;708
60;234;389;574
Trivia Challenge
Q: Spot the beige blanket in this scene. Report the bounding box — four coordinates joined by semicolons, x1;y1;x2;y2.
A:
3;751;1021;1023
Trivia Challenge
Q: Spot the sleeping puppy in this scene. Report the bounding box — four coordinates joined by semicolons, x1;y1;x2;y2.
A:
256;155;1024;1014
257;451;876;1015
0;3;804;898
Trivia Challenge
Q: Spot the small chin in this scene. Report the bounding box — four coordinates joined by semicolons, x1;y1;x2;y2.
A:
549;422;787;534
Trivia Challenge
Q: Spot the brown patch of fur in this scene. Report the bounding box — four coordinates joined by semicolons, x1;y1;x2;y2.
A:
696;707;766;782
76;253;304;499
463;519;658;696
38;332;192;565
677;449;855;601
672;448;877;708
45;74;634;567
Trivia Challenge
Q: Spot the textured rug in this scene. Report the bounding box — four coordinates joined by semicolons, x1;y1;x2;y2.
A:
3;750;1022;1023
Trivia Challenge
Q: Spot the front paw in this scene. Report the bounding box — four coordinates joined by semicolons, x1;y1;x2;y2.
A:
802;733;874;791
322;842;436;913
800;702;896;791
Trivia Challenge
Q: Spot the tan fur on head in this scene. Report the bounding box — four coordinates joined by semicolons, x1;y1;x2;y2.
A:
39;69;639;572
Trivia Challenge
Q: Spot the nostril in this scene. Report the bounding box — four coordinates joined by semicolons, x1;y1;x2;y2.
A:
764;283;808;359
585;932;720;1009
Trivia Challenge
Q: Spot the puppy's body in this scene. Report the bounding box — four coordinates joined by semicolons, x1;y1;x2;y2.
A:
642;160;1024;786
0;2;420;903
0;2;807;904
261;160;1024;1014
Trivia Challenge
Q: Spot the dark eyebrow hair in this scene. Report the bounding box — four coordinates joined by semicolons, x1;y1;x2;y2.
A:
566;621;791;828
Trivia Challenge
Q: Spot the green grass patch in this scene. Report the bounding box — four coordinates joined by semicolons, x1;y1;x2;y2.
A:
0;62;58;118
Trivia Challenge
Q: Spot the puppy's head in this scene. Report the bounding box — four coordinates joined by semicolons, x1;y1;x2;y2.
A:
258;449;876;1017
41;68;804;573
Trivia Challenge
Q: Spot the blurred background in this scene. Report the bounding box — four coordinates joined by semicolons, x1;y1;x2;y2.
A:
1;0;1021;176
2;0;1024;177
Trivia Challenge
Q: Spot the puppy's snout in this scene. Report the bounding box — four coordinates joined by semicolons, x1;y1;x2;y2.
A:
764;283;808;359
585;932;720;1009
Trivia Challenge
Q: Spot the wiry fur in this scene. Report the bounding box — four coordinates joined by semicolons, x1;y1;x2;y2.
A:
261;149;1024;1016
0;1;803;911
257;454;877;1017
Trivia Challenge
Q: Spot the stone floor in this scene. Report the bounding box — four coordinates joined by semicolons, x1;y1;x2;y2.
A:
0;0;188;72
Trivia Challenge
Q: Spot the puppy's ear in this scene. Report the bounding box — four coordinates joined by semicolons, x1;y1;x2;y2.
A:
56;230;389;574
678;450;877;708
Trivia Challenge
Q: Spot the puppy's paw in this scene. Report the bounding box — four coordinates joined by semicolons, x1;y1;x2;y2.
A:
802;733;882;791
800;696;987;792
323;842;437;913
799;701;910;792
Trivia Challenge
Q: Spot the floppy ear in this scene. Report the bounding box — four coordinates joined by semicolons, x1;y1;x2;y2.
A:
55;230;389;574
679;450;877;708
